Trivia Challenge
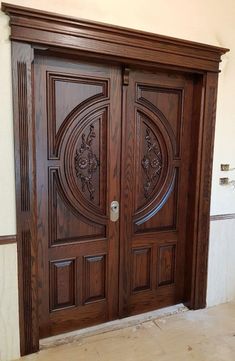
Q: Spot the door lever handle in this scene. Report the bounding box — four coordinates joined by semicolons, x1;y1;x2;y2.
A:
110;201;119;222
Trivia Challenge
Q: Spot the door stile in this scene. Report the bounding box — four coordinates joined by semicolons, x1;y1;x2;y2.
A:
106;65;122;320
119;67;135;317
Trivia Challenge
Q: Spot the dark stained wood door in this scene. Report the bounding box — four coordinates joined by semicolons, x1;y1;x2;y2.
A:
119;68;194;316
35;54;122;337
35;54;194;337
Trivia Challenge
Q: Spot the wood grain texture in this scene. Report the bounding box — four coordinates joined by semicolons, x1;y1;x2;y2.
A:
119;68;194;317
158;245;176;287
131;248;151;292
35;55;121;339
83;255;106;303
2;3;228;72
0;235;16;244
12;42;39;356
192;73;219;309
50;259;76;311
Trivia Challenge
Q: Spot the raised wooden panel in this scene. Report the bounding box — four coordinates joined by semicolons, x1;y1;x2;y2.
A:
47;71;108;158
133;108;175;226
50;259;75;311
158;245;176;287
49;168;105;246
135;170;178;233
133;81;183;229
131;248;151;292
83;255;106;304
137;84;182;157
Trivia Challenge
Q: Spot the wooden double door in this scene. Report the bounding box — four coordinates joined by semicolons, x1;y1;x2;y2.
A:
35;54;193;338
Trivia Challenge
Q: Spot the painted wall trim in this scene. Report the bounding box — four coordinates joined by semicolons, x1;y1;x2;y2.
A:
210;213;235;221
0;234;17;245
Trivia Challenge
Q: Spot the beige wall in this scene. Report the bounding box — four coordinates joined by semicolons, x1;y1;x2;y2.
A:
207;219;235;306
0;244;19;361
0;1;235;360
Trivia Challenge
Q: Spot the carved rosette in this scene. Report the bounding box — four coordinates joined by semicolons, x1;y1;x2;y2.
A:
74;124;99;201
141;128;162;198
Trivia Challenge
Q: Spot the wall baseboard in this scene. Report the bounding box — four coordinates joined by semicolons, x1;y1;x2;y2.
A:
210;213;235;221
0;235;17;245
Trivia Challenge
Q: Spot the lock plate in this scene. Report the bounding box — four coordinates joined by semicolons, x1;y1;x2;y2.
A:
110;201;119;222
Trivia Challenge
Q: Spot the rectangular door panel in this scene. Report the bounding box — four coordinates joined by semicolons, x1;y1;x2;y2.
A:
35;54;121;338
157;244;176;287
131;247;152;293
50;259;76;311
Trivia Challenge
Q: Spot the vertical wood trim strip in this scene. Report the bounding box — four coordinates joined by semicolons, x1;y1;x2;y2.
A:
21;230;32;353
18;62;30;212
194;72;219;309
12;42;39;356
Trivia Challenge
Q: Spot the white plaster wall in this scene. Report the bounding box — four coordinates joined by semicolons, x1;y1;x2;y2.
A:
0;244;20;361
0;0;235;359
0;9;15;236
207;219;235;307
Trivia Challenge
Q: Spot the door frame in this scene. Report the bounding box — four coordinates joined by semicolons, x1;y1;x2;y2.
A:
2;2;229;356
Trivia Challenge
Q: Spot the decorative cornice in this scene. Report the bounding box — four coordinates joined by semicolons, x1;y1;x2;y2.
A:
2;3;229;72
0;234;17;245
210;213;235;221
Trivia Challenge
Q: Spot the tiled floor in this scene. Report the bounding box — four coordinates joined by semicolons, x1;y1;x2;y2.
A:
16;302;235;361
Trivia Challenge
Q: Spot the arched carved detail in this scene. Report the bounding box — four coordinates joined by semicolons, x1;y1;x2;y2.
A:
46;71;109;159
48;167;106;246
57;106;108;223
133;108;175;225
134;170;177;225
136;85;179;157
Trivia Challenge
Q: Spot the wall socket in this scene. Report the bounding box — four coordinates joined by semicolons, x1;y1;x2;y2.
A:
219;177;229;185
221;164;230;171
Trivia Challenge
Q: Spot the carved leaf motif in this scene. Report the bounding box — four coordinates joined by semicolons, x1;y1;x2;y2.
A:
74;124;99;201
141;128;162;198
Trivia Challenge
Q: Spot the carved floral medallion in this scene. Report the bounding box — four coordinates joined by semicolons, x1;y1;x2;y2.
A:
74;124;99;201
141;128;162;198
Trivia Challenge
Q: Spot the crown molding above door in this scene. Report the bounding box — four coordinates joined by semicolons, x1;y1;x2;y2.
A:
2;2;228;72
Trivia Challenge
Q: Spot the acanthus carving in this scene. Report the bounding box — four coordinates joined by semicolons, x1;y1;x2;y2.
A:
141;128;162;198
74;124;99;201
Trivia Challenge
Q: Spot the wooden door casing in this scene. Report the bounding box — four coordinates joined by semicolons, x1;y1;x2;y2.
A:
120;68;194;316
35;55;121;337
